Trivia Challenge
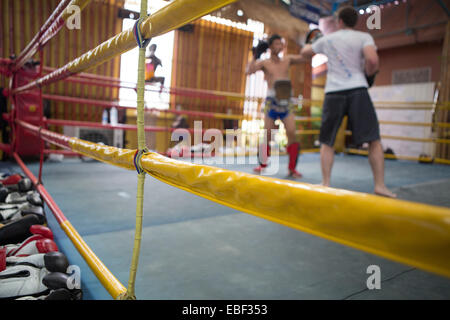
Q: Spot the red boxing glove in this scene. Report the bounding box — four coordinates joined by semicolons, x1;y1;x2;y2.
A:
30;225;54;240
6;235;58;257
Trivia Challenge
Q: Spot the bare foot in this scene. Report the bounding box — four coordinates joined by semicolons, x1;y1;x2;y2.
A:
374;186;397;198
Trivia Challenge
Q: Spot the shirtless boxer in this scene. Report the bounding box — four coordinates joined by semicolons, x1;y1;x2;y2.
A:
246;34;307;178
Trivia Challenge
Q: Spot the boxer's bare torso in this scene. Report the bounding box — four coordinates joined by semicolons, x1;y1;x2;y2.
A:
259;56;291;90
246;49;304;91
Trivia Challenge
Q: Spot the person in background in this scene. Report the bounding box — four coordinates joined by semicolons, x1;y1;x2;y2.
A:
246;34;307;178
300;6;396;198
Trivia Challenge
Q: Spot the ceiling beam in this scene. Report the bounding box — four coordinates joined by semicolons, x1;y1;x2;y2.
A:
435;0;450;17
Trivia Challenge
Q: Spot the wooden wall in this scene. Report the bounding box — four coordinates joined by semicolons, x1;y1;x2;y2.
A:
0;0;124;130
171;19;254;131
376;40;444;86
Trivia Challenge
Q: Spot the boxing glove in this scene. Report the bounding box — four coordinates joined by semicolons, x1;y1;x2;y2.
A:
43;272;72;290
0;174;22;185
0;225;54;270
0;204;22;222
0;192;43;212
17;178;33;193
5;253;47;269
0;202;22;210
29;225;53;240
0;186;9;202
46;288;82;300
1;204;46;225
305;28;323;45
0;172;11;180
6;251;69;273
4;191;42;206
252;40;269;60
0;214;42;245
0;264;50;299
4;192;24;204
365;71;378;88
5;235;58;257
1;175;32;193
16;288;83;300
43;272;84;299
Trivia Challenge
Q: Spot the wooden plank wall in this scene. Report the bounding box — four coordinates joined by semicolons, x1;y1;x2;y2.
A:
171;19;253;132
0;0;124;131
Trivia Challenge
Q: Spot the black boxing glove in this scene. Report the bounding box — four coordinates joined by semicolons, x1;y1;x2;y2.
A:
1;204;46;225
366;71;379;88
45;288;82;300
252;40;269;60
0;214;42;245
6;251;69;273
3;190;42;206
1;174;32;193
42;272;72;290
305;28;323;45
0;186;9;202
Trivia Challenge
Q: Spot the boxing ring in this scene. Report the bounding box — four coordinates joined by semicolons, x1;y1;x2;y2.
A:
1;0;450;300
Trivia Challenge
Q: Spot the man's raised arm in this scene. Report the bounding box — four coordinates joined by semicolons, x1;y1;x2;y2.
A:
299;44;315;60
246;59;265;75
288;54;309;65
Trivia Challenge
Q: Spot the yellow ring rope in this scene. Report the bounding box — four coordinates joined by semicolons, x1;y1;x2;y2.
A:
65;138;450;279
121;0;150;301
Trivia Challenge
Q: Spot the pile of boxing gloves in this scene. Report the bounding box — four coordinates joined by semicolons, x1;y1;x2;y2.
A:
0;172;82;300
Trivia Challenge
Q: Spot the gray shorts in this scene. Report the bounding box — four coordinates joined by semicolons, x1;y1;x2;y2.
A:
320;87;380;147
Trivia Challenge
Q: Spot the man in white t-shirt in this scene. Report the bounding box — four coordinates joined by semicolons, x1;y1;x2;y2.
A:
300;6;396;198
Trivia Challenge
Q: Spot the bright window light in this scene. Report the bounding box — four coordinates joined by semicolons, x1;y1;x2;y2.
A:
312;54;328;68
119;0;174;110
